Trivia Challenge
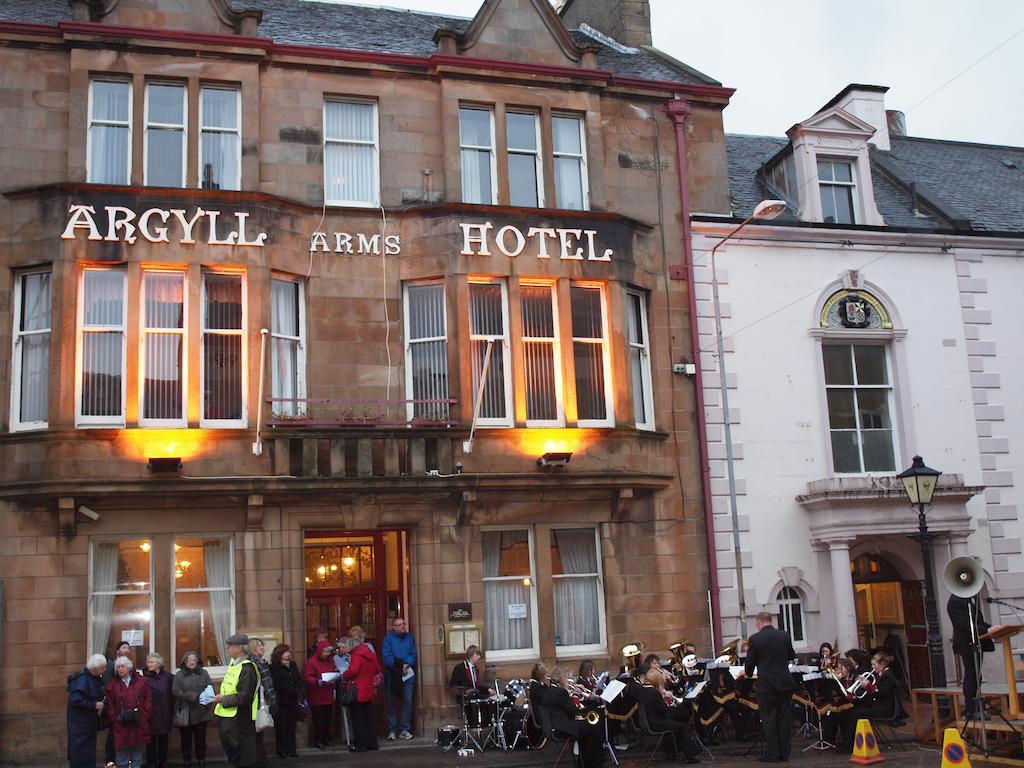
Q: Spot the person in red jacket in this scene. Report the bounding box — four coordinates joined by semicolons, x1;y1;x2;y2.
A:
342;636;379;753
105;656;152;768
303;641;337;749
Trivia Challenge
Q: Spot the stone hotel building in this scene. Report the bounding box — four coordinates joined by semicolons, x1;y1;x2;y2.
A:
0;0;733;758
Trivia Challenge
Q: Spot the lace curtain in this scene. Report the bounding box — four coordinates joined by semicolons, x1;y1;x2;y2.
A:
483;531;532;651
271;280;300;416
204;539;233;666
90;543;118;655
553;529;600;647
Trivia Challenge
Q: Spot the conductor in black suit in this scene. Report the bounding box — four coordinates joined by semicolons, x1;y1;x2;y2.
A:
742;611;796;762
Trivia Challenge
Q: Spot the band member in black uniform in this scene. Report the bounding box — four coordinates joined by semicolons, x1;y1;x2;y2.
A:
542;668;605;768
577;661;602;698
948;593;995;720
741;611;796;763
837;653;906;751
845;649;871;678
634;668;699;763
448;645;494;695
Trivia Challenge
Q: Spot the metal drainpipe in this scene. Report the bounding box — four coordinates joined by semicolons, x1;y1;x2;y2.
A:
665;99;722;650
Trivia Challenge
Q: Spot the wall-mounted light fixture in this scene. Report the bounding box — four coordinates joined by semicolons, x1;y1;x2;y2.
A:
538;452;572;471
147;457;182;473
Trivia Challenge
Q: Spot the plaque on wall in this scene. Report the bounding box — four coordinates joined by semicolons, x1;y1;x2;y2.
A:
448;602;472;621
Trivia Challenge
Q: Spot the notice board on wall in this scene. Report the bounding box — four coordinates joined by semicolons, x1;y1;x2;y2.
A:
443;622;485;660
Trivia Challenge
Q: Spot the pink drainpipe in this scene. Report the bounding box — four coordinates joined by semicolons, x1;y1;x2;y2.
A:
665;99;722;651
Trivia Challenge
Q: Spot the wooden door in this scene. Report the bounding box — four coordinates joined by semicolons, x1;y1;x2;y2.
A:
901;580;931;688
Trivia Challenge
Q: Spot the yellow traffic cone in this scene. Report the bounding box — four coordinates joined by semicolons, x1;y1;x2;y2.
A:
850;719;885;765
940;727;971;768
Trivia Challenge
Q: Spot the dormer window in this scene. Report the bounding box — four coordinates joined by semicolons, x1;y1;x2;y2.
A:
817;159;857;224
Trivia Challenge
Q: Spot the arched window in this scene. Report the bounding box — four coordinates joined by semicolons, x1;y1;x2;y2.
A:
776;586;805;642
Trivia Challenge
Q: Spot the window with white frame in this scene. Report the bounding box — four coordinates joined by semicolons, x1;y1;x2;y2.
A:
521;283;563;426
11;270;51;430
173;537;234;670
404;283;449;421
88;79;131;185
89;539;153;667
468;280;512;426
200;86;240;191
626;290;655;430
201;273;245;426
570;283;612;426
324;100;379;206
552;114;588;211
460;106;496;205
140;271;186;426
145;83;186;188
776;586;805;642
482;529;538;659
552;528;605;653
818;159;856;224
78;269;127;425
507;111;542;208
823;344;895;473
271;278;306;417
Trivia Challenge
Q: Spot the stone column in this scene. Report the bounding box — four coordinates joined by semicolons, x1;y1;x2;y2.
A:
827;539;859;652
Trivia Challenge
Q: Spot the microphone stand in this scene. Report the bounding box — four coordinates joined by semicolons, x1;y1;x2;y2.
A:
986;597;1024;627
962;596;989;757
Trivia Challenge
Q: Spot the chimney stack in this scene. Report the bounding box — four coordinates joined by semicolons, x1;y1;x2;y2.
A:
886;110;907;138
559;0;652;48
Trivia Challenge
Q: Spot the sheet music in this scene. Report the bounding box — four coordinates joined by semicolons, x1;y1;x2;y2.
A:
601;679;625;702
684;681;707;699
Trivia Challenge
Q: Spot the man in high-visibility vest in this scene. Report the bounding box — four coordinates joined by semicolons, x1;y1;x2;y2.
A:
212;634;260;768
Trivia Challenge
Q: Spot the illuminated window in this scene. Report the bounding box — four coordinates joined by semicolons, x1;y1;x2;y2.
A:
552;114;588;211
482;528;538;660
173;537;234;671
469;280;512;427
78;268;127;426
823;344;895;473
145;83;186;188
404;282;449;422
89;539;153;669
776;586;805;642
507;111;543;207
552;528;605;655
201;273;246;427
200;86;240;191
520;283;563;426
88;79;131;185
570;283;612;426
324;100;379;206
10;270;51;431
460;106;496;205
271;279;306;418
140;271;186;427
626;290;655;430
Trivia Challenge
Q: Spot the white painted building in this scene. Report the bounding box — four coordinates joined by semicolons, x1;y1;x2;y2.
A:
692;84;1024;687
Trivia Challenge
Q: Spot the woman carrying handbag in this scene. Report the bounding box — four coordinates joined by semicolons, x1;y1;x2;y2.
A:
104;657;152;768
172;651;213;768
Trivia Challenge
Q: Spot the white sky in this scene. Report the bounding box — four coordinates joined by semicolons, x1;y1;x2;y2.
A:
310;0;1024;147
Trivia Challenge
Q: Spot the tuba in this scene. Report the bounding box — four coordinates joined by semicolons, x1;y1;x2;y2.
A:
715;639;739;665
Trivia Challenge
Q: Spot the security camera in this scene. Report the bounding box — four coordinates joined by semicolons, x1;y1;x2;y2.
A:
78;505;100;521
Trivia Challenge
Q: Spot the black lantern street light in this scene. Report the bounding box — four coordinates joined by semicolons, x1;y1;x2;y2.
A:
897;455;946;687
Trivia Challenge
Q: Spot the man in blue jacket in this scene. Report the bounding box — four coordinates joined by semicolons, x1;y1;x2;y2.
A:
382;617;417;740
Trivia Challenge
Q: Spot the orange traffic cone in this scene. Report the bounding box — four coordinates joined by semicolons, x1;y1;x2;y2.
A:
940;727;971;768
850;719;885;765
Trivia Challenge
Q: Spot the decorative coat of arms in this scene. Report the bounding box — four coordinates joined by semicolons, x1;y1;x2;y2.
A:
840;296;872;328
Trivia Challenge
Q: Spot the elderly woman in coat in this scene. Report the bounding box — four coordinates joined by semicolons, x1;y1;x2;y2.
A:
105;656;152;768
67;654;107;768
144;653;175;768
172;651;213;768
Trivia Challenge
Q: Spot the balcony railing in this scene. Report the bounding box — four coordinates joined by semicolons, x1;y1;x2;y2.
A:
265;398;458;428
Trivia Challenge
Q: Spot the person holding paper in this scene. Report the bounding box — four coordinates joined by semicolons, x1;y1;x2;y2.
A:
741;611;796;763
212;634;260;768
173;652;214;768
303;641;337;749
382;617;417;741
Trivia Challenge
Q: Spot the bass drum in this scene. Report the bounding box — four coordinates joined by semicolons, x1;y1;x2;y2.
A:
504;678;530;710
522;705;547;750
498;710;527;749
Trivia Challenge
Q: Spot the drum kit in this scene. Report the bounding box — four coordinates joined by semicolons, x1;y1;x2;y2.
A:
439;679;545;753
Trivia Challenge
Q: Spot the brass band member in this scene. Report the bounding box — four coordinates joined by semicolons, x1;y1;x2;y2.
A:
818;642;837;670
578;660;600;694
541;667;605;768
836;653;905;752
448;646;494;696
634;669;699;763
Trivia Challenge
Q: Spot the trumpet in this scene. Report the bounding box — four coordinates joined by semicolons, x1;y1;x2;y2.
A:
847;672;876;699
567;678;597;702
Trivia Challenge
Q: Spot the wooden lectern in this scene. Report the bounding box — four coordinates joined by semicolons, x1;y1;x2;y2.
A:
983;625;1023;716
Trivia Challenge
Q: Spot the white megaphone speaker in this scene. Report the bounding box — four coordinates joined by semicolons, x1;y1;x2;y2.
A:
944;556;984;599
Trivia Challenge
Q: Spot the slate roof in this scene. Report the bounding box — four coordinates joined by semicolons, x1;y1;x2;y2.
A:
725;133;1024;233
0;0;712;86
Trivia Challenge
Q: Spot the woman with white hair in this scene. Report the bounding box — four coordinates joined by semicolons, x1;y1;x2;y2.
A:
144;653;175;768
173;651;213;768
104;656;152;768
66;654;107;768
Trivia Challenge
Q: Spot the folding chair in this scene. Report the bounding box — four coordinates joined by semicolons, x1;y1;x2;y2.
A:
869;697;908;752
538;705;576;768
634;706;679;768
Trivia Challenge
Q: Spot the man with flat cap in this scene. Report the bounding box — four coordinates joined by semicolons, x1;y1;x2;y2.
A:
212;634;260;768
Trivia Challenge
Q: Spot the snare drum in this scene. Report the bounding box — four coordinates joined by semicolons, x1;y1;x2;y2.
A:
503;678;530;710
437;726;459;748
464;697;498;729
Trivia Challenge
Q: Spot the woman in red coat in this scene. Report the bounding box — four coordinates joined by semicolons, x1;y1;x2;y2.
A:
105;657;152;768
303;641;337;749
342;637;379;752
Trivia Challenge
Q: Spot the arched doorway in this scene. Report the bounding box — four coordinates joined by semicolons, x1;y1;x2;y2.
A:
852;553;930;688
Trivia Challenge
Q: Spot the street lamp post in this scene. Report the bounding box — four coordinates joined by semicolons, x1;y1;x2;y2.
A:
709;199;786;640
898;455;947;687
